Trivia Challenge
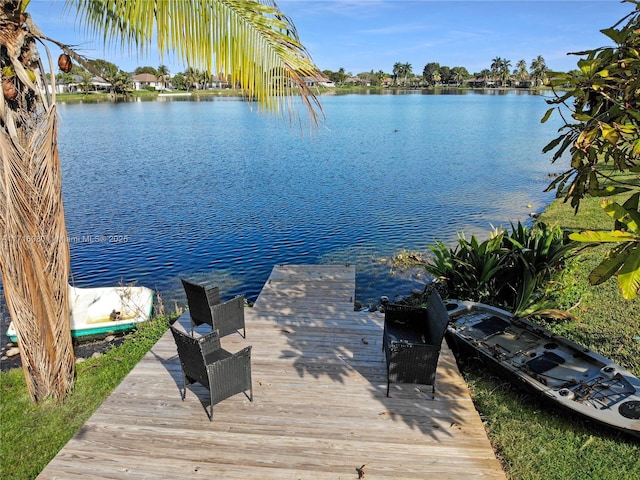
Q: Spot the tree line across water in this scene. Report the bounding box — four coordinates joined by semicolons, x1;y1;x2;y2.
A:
54;54;553;95
322;55;550;87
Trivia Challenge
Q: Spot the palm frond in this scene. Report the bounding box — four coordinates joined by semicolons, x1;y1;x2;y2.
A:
67;0;323;126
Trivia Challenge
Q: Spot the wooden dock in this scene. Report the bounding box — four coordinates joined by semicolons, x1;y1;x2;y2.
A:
38;265;505;479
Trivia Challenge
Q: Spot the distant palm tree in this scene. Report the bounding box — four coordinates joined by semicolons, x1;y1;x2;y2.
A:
0;0;322;403
156;65;170;90
530;55;548;87
450;66;469;86
499;59;512;86
432;70;442;86
490;56;503;81
478;68;492;86
515;59;528;81
393;62;403;85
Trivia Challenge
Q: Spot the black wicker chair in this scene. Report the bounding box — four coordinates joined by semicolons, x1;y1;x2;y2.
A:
383;289;450;397
181;278;246;337
170;325;252;421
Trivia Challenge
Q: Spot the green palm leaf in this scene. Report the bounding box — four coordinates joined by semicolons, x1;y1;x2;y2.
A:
67;0;323;124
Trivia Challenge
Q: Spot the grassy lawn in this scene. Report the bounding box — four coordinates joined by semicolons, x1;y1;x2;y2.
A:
0;317;170;480
461;188;640;479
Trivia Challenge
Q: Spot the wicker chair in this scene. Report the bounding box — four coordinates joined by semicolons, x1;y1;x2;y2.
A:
383;289;450;397
181;278;246;337
170;325;252;421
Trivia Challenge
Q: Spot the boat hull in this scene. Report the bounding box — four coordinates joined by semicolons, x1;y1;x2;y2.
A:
6;285;154;341
445;300;640;438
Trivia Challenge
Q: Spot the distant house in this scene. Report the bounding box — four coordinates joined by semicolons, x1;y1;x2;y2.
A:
132;73;163;90
303;75;334;88
50;75;110;94
466;78;496;88
512;78;534;88
344;76;367;86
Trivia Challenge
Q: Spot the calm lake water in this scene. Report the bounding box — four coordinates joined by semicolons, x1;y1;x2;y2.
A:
56;90;563;308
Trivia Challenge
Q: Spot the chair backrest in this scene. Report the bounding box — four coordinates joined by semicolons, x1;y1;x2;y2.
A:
384;304;428;331
181;278;220;327
170;325;222;387
426;289;450;346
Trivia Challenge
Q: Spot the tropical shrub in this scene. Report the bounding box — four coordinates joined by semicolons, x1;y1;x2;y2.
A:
422;223;578;315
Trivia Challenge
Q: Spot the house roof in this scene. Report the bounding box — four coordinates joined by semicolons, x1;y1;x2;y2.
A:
132;73;158;82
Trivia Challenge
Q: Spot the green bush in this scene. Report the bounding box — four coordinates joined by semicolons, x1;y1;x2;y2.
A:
423;222;578;314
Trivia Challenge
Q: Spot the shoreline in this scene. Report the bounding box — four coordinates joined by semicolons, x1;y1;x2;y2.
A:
53;85;553;103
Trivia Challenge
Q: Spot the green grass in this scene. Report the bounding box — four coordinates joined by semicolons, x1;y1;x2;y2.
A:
460;187;640;479
0;316;171;480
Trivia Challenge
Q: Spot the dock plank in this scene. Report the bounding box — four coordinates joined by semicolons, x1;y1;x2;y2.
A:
38;265;504;479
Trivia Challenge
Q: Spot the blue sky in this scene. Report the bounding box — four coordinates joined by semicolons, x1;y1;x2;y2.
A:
28;1;633;76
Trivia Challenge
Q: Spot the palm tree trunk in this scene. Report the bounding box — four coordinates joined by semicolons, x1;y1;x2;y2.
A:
1;5;75;402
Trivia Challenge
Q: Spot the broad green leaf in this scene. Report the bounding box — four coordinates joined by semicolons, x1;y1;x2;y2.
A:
572;113;592;122
622;193;640;212
542;135;563;153
546;71;571;79
541;108;554;124
632;139;640;156
587;186;632;197
569;230;640;243
618;245;640;299
600;123;619;145
602;201;640;232
578;59;597;76
600;27;623;44
588;243;632;285
617;124;637;134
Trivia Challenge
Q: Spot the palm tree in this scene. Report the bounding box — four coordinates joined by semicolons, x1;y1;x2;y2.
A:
432;70;442;86
530;55;548;87
490;56;503;82
156;64;170;91
402;62;412;86
392;62;403;86
515;59;528;81
0;0;322;403
499;59;512;87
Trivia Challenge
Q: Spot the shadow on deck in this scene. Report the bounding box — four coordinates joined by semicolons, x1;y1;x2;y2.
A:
38;264;505;480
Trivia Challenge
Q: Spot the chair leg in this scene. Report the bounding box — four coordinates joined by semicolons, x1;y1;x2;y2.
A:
180;371;187;400
207;394;214;422
386;380;390;397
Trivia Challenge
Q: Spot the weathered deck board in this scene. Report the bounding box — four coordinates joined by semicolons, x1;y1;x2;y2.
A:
38;265;505;479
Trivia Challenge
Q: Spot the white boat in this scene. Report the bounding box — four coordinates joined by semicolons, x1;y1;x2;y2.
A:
445;300;640;438
7;285;154;341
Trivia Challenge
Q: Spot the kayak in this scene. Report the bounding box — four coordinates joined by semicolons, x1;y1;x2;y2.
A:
445;299;640;438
